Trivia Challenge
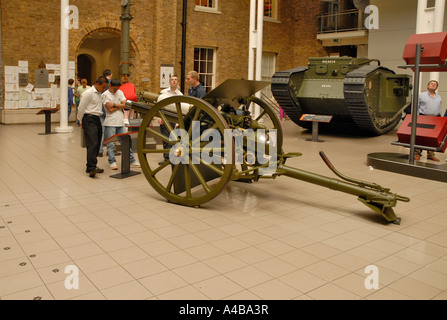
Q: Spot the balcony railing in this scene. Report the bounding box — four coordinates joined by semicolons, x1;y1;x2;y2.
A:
318;9;365;34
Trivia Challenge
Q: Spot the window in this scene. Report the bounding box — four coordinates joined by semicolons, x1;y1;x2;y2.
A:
194;47;215;93
261;52;276;99
196;0;214;7
264;0;277;20
195;0;221;13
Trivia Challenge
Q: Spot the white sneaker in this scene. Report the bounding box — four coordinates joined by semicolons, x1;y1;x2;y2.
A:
110;162;118;170
124;119;130;125
130;162;141;168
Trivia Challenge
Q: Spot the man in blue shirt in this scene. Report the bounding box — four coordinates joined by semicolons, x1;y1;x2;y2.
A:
415;80;442;162
186;71;206;98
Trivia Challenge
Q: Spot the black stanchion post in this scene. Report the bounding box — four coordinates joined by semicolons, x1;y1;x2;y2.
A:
409;43;422;165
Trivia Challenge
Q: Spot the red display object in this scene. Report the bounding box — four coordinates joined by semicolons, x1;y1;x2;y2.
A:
397;115;447;151
402;32;447;72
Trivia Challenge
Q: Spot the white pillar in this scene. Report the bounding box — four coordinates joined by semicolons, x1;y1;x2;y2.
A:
253;0;264;118
434;0;446;31
416;0;428;33
430;0;446;83
255;0;264;83
55;0;73;133
248;0;256;81
415;0;430;94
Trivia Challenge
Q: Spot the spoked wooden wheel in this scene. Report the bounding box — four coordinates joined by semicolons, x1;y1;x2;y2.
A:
137;96;234;206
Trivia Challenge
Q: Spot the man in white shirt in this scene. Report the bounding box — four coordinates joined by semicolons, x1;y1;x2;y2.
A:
156;75;183;165
415;80;443;162
103;79;140;170
77;76;108;177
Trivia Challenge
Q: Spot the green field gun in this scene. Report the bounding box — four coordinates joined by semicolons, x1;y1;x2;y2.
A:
126;79;409;224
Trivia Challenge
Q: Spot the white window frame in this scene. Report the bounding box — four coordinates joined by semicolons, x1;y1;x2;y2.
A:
194;0;221;14
193;47;216;93
264;0;279;22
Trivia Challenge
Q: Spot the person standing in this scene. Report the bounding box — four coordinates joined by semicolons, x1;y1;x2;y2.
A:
68;79;75;120
75;78;91;127
103;79;140;170
99;69;113;157
77;76;109;177
156;75;183;165
120;73;137;125
414;80;443;162
185;71;206;98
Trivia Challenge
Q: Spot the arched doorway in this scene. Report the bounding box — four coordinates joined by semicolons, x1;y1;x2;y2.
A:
76;30;121;85
77;54;93;85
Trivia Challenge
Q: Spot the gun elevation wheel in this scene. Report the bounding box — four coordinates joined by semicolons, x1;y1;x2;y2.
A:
246;96;284;153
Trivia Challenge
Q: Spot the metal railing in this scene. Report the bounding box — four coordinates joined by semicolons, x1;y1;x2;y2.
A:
318;9;365;34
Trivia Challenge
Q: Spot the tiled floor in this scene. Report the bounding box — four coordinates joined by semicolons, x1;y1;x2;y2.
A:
1;119;447;300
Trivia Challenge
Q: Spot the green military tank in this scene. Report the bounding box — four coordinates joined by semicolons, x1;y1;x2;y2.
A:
271;57;412;135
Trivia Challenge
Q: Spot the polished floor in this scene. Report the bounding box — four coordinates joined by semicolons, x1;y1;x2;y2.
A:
1;119;447;300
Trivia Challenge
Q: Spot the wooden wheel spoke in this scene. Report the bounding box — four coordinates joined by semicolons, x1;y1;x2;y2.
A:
190;162;211;194
187;106;202;136
184;164;192;198
200;158;225;176
255;110;267;122
166;164;180;193
151;158;171;176
145;127;175;145
176;103;186;130
191;124;219;147
142;148;171;154
157;110;178;141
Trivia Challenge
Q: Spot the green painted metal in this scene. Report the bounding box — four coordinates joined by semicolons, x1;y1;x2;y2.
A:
272;57;412;135
120;0;133;76
127;79;410;223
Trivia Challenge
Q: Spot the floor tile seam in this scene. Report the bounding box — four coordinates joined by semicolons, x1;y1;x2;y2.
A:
422;256;447;276
19;212;149;285
271;232;371;264
0;216;70;281
403;256;447;288
306;278;365;300
0;281;55;300
81;277;154;300
329;270;389;299
371;257;444;298
274;254;362;295
0;259;40;279
149;250;201;272
5;151;78;198
188;273;261;300
169;265;239;288
379;273;444;300
77;203;163;245
0;239;58;300
377;238;441;268
133;276;181;299
79;265;143;295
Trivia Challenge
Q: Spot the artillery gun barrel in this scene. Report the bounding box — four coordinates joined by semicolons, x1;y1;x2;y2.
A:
125;100;179;121
140;91;160;104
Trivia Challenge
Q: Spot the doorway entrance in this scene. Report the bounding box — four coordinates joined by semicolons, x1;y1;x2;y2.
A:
76;30;121;86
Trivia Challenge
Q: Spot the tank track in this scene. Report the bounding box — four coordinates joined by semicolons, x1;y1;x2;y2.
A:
272;65;403;135
271;67;309;128
344;65;402;135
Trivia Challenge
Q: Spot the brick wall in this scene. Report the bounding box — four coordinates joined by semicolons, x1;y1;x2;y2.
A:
1;0;326;122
